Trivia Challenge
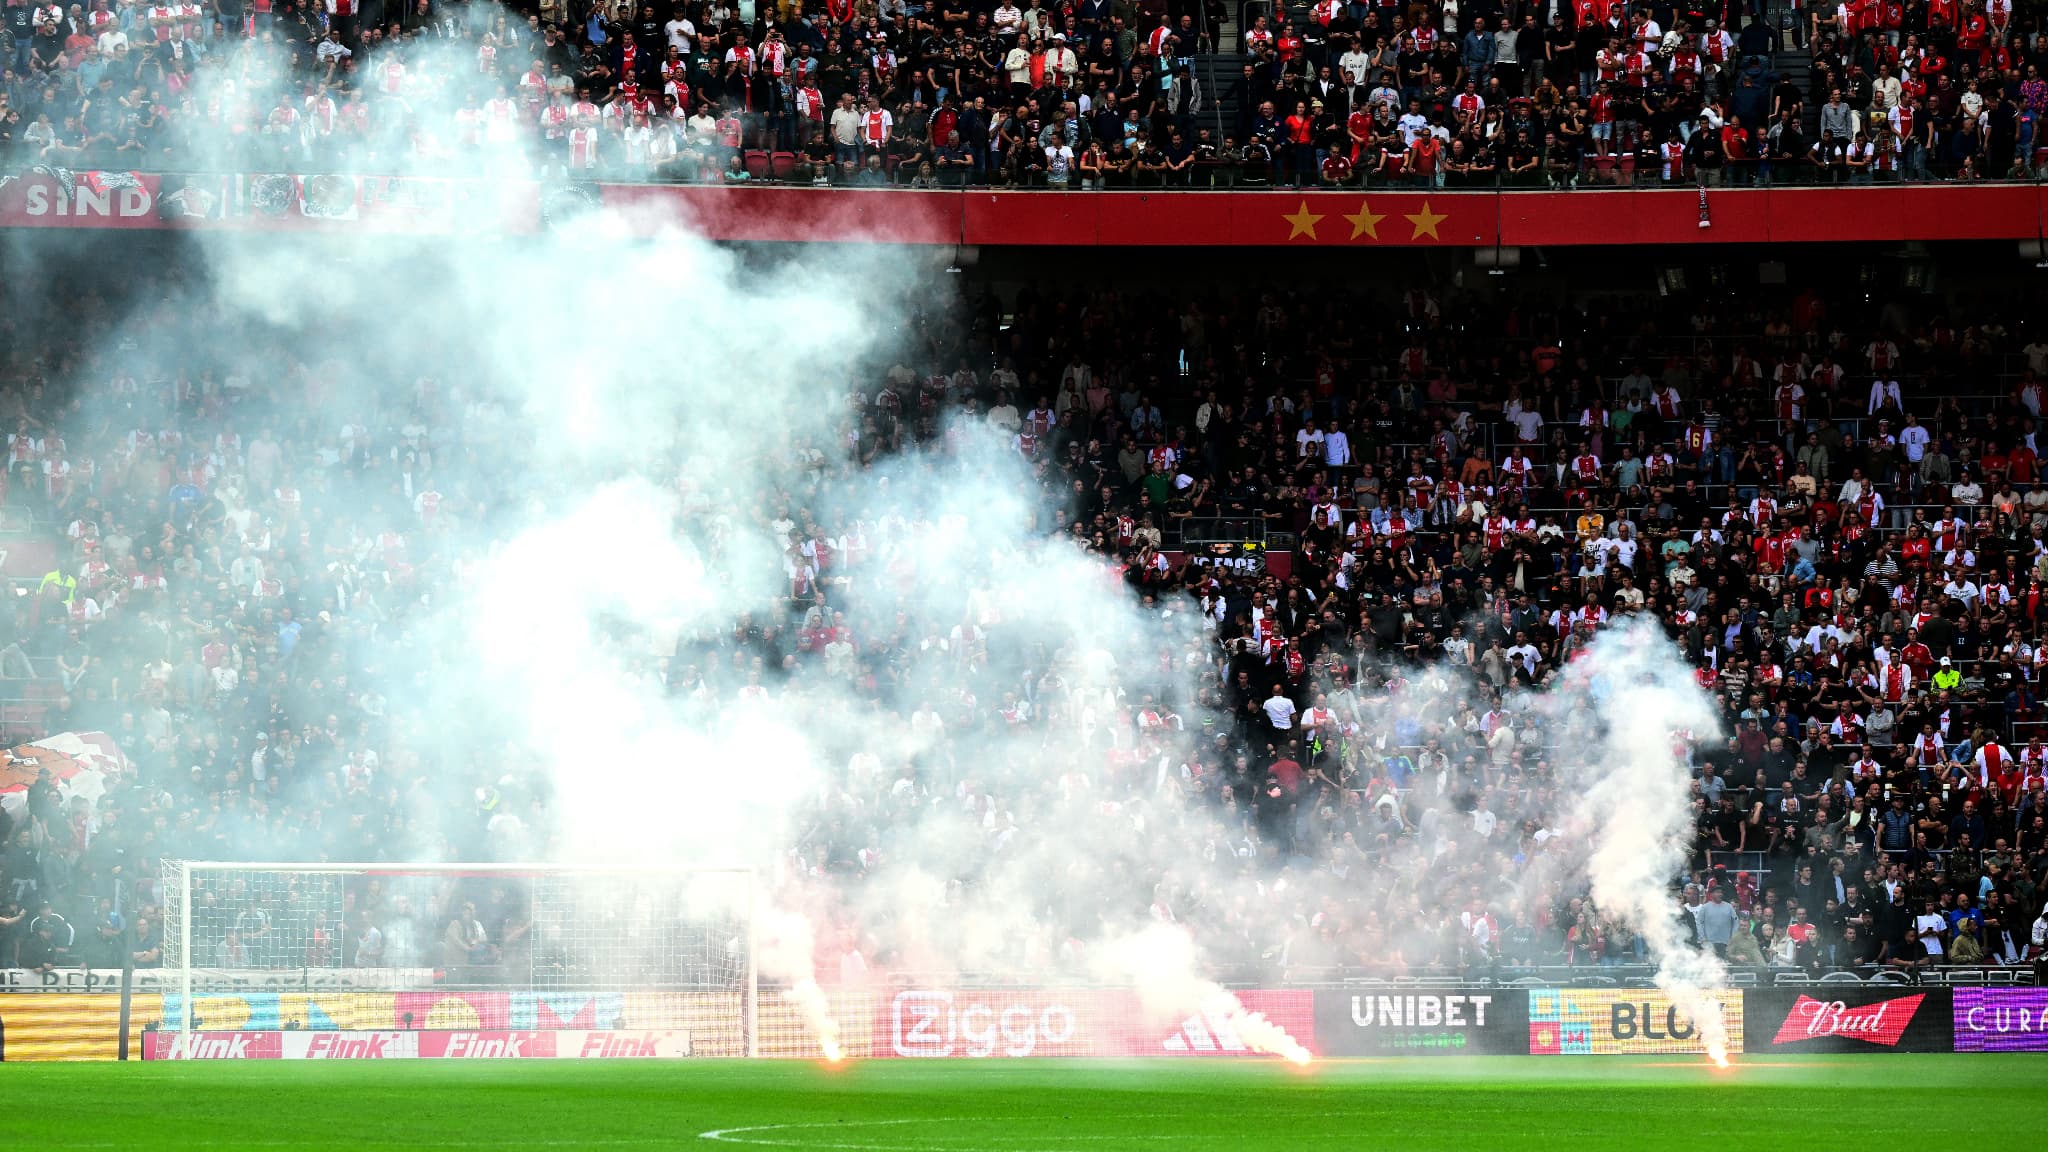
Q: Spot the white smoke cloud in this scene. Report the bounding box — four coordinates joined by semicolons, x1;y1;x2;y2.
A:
1550;618;1733;1064
20;5;1740;1069
1099;922;1310;1063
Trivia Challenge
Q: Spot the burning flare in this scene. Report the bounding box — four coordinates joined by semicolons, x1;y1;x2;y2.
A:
785;976;843;1062
1202;990;1313;1065
758;905;845;1061
1102;924;1314;1065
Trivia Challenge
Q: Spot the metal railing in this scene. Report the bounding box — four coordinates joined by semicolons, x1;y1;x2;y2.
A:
868;964;2040;987
1178;515;1271;549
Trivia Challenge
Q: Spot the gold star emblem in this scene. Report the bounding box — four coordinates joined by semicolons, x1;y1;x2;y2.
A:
1343;199;1384;240
1281;199;1324;241
1405;200;1448;241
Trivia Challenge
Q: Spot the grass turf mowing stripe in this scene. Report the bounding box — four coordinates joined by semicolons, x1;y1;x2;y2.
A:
0;1056;2038;1151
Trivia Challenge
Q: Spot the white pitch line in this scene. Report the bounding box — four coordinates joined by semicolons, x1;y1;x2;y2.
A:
699;1118;1183;1152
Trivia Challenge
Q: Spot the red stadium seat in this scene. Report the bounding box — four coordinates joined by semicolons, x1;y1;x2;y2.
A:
770;152;797;181
743;150;771;180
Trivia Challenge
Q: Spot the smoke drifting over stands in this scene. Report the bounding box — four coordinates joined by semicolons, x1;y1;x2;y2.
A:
1;130;2046;993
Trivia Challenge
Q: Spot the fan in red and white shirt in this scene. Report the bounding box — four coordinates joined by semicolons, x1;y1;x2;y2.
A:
518;63;549;112
482;91;519;142
2018;743;2048;793
66;515;99;550
1878;658;1913;703
1498;451;1534;489
539;98;570;140
1912;727;1946;770
267;94;301;135
1773;379;1805;423
1481;513;1511;552
1972;739;2013;792
304;88;338;136
454;102;483;147
8;426;42;465
1931;512;1964;551
1980;578;2012;610
40;456;72;502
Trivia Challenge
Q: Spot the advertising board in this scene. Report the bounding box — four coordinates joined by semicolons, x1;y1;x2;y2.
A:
0;993;158;1060
141;1029;694;1060
1313;990;1529;1055
1952;989;2048;1052
874;989;1314;1059
1526;988;1744;1056
1742;989;1951;1052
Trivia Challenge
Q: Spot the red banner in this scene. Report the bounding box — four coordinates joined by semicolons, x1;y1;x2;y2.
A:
2;170;2043;247
873;988;1312;1059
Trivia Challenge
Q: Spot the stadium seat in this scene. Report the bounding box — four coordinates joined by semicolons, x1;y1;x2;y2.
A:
770;152;797;182
1;702;47;742
743;150;771;180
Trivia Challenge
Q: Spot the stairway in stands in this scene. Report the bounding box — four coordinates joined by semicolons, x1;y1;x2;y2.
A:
1779;42;1819;138
1189;1;1254;145
1194;53;1243;145
1756;0;1820;137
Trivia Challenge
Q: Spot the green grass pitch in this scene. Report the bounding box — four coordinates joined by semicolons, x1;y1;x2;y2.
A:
3;1055;2038;1150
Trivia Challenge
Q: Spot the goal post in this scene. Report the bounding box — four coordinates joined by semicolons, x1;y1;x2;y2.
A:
158;861;758;1054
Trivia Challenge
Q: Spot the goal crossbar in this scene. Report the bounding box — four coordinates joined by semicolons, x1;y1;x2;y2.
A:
159;860;759;1056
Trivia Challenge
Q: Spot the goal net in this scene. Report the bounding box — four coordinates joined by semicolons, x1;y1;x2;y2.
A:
157;861;761;1055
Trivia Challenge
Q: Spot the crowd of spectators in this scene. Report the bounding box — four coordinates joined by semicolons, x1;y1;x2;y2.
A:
2;0;2043;186
1;248;2048;985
